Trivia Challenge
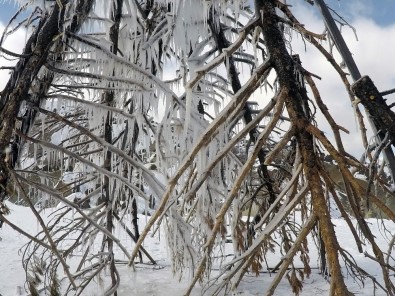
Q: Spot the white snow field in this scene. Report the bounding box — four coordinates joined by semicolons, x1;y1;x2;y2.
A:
1;200;393;295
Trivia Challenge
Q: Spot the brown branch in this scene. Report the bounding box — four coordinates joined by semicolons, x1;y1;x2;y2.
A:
9;170;78;290
0;212;52;250
258;1;352;294
184;88;286;295
305;74;348;154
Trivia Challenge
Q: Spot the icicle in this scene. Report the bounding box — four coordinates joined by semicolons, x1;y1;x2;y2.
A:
183;87;192;136
351;98;361;131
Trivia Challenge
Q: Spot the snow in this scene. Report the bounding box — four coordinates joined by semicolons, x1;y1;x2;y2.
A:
1;201;393;296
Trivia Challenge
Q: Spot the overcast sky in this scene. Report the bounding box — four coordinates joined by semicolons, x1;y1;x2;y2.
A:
286;0;395;157
0;0;394;158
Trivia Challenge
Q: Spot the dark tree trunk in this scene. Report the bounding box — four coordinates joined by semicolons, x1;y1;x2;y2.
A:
352;76;395;144
256;0;351;294
0;0;94;207
101;0;124;294
208;9;276;211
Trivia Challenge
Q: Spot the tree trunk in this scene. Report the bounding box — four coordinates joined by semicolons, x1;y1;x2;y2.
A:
0;0;94;209
208;9;276;214
102;0;124;294
256;1;351;294
352;76;395;143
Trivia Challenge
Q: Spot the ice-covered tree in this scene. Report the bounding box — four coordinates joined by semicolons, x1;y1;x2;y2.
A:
0;0;395;295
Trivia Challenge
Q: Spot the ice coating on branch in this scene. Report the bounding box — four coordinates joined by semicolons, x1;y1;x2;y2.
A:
2;0;286;293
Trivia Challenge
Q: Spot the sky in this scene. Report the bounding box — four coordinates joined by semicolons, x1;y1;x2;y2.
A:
283;0;395;157
325;0;395;26
0;1;19;23
0;0;395;158
0;1;393;26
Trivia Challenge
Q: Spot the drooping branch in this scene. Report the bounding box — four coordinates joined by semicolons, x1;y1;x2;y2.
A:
184;89;286;295
261;214;317;296
15;171;132;260
183;97;278;203
16;130;151;202
34;107;166;199
0;0;94;210
129;56;273;265
10;170;78;290
102;1;124;294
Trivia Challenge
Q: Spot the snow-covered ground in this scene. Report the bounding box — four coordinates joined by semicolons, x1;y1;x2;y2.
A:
1;201;393;295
